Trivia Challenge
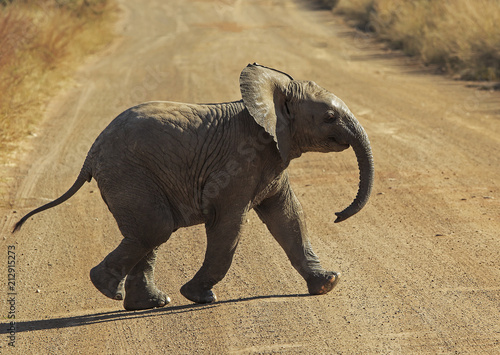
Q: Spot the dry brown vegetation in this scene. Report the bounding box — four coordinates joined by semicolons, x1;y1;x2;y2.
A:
326;0;500;81
0;0;115;152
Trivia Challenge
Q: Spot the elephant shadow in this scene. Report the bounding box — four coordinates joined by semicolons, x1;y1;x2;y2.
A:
3;293;310;334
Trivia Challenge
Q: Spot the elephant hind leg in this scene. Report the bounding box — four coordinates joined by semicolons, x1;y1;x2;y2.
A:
90;227;173;306
91;185;175;306
90;238;148;301
123;247;171;311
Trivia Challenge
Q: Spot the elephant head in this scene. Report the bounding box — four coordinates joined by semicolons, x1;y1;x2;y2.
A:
240;63;374;223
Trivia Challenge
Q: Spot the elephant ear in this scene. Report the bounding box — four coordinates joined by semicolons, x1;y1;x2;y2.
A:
239;63;294;162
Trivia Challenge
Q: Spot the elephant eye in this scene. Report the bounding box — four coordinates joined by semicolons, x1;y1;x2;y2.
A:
324;112;338;123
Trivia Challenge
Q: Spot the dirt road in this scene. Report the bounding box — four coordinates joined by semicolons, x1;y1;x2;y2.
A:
1;0;499;353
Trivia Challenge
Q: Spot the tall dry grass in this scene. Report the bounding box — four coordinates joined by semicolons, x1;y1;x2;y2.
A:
0;0;115;152
331;0;500;81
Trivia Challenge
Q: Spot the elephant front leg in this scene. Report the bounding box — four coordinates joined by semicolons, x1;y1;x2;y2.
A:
180;211;244;304
254;179;340;296
123;247;171;311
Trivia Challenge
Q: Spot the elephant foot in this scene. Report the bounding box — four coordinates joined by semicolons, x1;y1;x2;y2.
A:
307;272;341;295
90;263;126;301
180;283;217;304
123;286;170;311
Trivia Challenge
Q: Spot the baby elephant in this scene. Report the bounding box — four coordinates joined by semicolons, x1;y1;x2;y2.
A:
14;64;374;310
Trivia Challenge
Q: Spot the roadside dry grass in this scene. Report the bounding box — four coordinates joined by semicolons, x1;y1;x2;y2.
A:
0;0;116;152
329;0;500;81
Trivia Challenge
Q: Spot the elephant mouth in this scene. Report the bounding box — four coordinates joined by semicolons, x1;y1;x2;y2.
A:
329;137;350;150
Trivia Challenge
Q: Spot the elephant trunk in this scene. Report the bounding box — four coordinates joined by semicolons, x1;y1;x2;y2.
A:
334;124;374;223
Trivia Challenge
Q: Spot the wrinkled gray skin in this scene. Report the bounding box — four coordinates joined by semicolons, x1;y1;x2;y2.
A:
14;64;374;310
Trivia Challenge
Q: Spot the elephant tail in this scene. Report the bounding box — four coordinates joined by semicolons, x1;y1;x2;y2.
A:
12;164;92;233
